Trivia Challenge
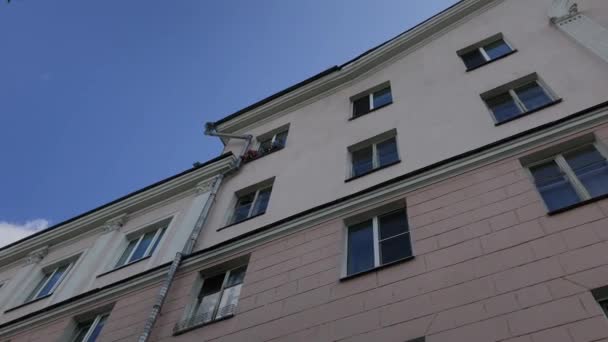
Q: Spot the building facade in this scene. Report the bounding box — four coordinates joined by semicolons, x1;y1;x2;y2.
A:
2;0;608;341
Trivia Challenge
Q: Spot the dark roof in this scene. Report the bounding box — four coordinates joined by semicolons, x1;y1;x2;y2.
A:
212;0;465;127
0;152;234;254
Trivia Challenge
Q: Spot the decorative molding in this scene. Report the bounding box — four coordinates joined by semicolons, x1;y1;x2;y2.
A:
25;247;48;265
194;179;216;195
548;0;578;23
101;214;128;234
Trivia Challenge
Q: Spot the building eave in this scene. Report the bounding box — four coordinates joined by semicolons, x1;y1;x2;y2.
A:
212;0;498;133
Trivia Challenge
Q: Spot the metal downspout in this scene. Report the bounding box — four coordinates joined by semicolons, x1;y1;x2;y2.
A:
137;124;251;342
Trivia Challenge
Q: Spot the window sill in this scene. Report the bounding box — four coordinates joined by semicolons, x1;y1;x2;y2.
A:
345;160;401;183
96;255;151;278
4;294;52;313
465;49;518;72
547;192;608;216
348;101;393;121
339;255;415;282
494;99;563;126
173;314;234;336
242;146;284;164
217;212;266;232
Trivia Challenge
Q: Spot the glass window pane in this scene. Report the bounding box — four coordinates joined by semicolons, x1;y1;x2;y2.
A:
147;228;165;257
28;272;51;301
380;233;412;265
194;292;221;324
129;231;156;262
377;137;399;167
372;87;392;109
353;96;370;117
85;315;108;342
258;138;273;153
216;284;242;319
487;92;522;123
514;82;552;111
531;161;581;211
200;273;225;297
461;49;486;69
565;146;608;198
232;193;255;223
251;187;272;217
378;210;409;240
37;264;69;298
352;146;374;177
347;220;375;275
483;39;512;60
72;322;93;342
274;131;288;148
226;266;247;287
116;240;137;267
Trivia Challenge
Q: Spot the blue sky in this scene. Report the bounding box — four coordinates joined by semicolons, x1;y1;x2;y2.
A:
0;0;458;244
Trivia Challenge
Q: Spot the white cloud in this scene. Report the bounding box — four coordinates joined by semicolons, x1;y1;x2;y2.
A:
0;219;50;247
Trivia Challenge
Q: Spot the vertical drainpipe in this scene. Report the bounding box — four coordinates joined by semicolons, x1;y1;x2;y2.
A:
137;123;252;342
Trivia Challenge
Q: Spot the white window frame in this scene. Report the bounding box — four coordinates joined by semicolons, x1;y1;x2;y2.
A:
232;186;272;223
526;142;608;210
72;313;109;342
188;266;243;322
343;208;412;277
28;262;74;302
471;38;513;63
116;227;165;268
350;83;392;118
350;136;399;177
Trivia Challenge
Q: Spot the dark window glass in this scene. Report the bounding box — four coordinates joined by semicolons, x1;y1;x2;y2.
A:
352;146;374;176
378;210;412;265
258;138;273;153
37;264;69;298
377;138;399;167
372;87;392;109
353;96;371;118
531;161;581;211
148;228;165;257
514;82;552;111
484;39;512;59
486;92;522;123
233;193;255;223
461;49;486;69
85;315;108;342
129;230;156;262
116;239;137;267
564;146;608;198
347;220;375;275
601;300;608;317
73;322;93;342
274;131;288;148
251;187;272;217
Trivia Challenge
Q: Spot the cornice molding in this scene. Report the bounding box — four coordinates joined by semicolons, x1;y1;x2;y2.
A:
101;214;128;234
549;0;579;23
0;155;236;266
25;247;49;266
215;0;499;134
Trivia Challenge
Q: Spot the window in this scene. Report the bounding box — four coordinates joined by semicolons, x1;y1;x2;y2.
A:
115;221;168;268
26;262;73;302
178;265;247;331
349;133;399;178
258;130;288;154
352;84;392;118
459;34;514;70
591;285;608;318
481;74;558;124
72;313;109;342
346;209;412;276
528;144;608;212
231;183;273;224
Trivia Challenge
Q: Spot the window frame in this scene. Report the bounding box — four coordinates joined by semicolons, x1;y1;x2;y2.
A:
174;260;249;334
71;313;109;342
113;218;171;269
481;73;560;125
350;83;393;120
347;131;400;180
257;130;288;153
525;141;608;213
458;33;516;71
231;186;272;224
27;261;74;303
342;207;413;279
